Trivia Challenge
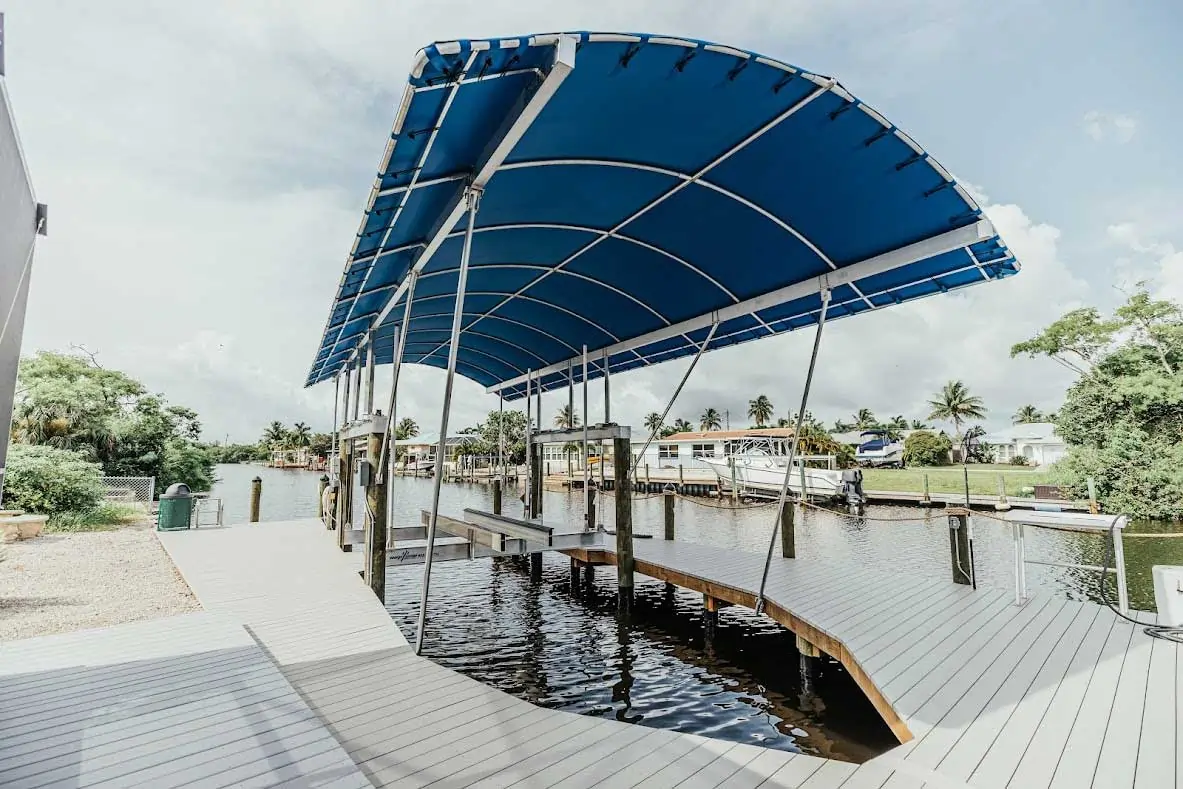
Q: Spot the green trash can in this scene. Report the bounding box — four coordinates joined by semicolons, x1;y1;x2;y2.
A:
157;483;193;531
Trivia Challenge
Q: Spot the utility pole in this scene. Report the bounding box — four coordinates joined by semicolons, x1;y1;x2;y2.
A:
725;409;730;430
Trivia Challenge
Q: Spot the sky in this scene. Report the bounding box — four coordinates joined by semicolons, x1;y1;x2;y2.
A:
5;1;1182;442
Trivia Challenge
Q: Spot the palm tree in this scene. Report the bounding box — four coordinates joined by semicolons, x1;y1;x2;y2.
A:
910;419;932;430
699;408;723;431
927;380;987;460
832;419;854;433
643;412;663;435
671;418;693;434
290;422;312;447
852;409;878;430
263;421;286;447
395;417;419;440
1012;405;1044;424
554;404;579;429
748;395;774;427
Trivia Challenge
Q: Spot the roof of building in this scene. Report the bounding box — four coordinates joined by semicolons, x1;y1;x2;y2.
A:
656;428;798;442
983;422;1062;445
306;32;1019;398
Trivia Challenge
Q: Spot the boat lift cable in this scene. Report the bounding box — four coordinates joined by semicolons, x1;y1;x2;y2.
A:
755;289;831;616
629;321;719;479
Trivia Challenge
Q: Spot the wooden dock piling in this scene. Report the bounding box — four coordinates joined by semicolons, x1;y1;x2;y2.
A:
336;438;353;551
947;507;973;585
492;478;502;515
663;487;675;540
249;476;261;523
529;552;542;583
363;431;387;601
613;436;634;609
780;501;795;558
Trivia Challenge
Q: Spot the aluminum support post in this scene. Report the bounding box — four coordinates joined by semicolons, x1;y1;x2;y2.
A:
416;187;481;655
582;345;590;529
365;340;376;416
756;289;831;614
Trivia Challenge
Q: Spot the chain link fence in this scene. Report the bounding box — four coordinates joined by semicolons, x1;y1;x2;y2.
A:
100;476;155;509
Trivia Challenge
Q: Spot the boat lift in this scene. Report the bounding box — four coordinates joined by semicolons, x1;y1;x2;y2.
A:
307;31;1021;654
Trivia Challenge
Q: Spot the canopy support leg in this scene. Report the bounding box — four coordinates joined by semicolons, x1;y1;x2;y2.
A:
364;340;376;416
497;391;504;485
377;272;417;535
755;289;831;615
631;322;719;475
582;345;590;530
415;187;481;655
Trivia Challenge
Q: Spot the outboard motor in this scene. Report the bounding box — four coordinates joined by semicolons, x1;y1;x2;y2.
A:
841;468;866;515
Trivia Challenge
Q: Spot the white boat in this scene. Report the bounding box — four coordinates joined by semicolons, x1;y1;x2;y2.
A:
854;429;905;468
698;437;843;499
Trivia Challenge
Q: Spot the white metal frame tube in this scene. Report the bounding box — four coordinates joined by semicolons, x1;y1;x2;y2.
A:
365;341;376;416
378;272;418;486
415;188;481;655
498;392;504;482
582;345;589;528
755;289;831;615
524;370;532;517
330;374;341;474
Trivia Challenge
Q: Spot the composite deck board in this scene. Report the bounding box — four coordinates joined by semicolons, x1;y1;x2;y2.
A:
13;517;1172;789
0;612;366;789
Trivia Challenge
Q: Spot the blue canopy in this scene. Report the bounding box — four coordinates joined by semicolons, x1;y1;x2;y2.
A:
307;32;1018;399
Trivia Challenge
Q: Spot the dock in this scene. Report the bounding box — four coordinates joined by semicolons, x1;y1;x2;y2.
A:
1;518;1176;788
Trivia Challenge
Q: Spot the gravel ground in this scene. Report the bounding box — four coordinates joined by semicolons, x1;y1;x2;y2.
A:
0;523;201;642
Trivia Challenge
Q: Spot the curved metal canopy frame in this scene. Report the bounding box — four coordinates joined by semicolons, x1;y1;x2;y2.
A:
307;32;1019;396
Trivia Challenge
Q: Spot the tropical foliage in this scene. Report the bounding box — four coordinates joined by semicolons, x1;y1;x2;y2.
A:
451;410;529;464
699;408;722;431
1015;286;1183;518
927;380;987;460
643;412;663;435
553;404;579;429
395;418;419;440
1012;405;1044;424
3;444;105;515
747;395;774;427
902;430;953;467
10;351;215;493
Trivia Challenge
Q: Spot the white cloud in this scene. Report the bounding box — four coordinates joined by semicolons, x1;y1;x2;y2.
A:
1082;110;1137;143
3;1;1093;442
1105;222;1183;304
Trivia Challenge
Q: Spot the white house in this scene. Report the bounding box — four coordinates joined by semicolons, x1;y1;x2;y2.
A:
983;422;1067;467
630;428;799;473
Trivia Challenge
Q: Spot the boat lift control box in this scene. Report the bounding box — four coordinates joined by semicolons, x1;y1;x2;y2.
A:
1153;566;1183;626
355;457;372;487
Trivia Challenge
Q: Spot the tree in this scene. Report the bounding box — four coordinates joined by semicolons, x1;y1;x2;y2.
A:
671;418;693;434
748;395;774;428
909;419;931;430
11;352;215;492
263;421;287;447
1010;307;1116;375
699;408;723;431
290;422;312;447
1012;405;1044;424
832;419;854;433
309;432;333;457
475;410;528;464
643;412;663;435
554;404;579;429
395;418;419;440
902;430;953;467
927;380;987;460
852;409;878;430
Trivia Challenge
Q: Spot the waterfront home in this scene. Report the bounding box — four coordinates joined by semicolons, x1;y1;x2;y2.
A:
983;422;1066;466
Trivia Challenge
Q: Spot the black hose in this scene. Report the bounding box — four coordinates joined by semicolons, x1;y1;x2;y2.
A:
1099;515;1183;644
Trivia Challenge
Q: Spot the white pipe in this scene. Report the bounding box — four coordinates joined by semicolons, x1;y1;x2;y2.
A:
416;188;480;655
755;289;831;615
582;345;589;528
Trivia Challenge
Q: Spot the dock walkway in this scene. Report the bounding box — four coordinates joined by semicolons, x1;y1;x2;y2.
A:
1;519;1175;788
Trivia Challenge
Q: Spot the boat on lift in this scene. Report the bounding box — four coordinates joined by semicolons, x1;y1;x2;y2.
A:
855;429;905;468
697;436;844;499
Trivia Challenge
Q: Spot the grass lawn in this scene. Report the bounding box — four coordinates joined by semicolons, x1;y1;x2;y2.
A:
862;466;1057;497
46;503;147;532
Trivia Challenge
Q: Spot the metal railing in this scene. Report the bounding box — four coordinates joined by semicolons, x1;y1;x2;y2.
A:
191;496;224;528
1005;510;1128;614
99;476;155;507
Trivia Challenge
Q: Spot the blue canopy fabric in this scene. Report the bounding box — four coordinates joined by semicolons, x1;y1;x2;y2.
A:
307;32;1018;399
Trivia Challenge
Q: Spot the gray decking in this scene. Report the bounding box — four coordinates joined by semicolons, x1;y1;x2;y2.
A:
0;612;369;788
4;518;1175;788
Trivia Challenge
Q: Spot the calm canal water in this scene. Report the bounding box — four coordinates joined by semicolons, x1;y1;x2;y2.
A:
211;464;1183;762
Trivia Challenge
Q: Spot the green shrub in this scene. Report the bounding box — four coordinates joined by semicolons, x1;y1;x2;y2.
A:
1008;455;1030;466
3;444;105;515
902;430;952;467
